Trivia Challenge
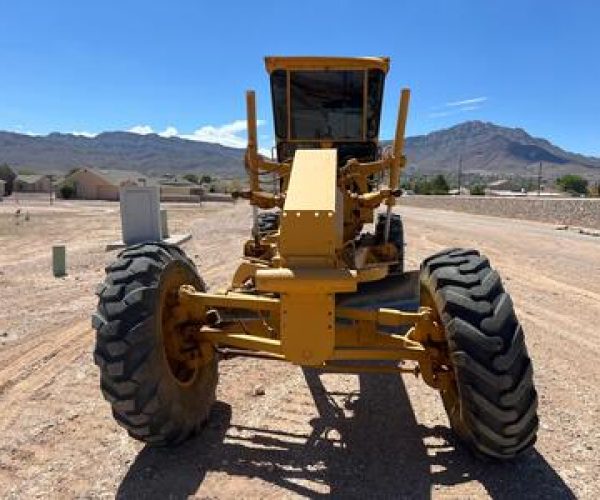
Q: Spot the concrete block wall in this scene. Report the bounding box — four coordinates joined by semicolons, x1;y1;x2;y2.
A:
398;196;600;230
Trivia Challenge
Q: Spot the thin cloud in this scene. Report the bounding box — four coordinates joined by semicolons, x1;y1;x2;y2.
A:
10;120;270;151
428;106;481;119
459;105;481;112
445;96;487;107
159;126;178;138
181;119;256;148
428;110;454;118
428;97;487;118
128;125;154;135
126;119;268;152
71;131;97;138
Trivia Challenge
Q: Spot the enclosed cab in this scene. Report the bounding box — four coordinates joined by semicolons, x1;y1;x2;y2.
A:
266;57;388;165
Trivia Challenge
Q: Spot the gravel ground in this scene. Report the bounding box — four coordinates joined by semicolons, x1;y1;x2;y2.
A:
399;195;600;230
0;198;598;498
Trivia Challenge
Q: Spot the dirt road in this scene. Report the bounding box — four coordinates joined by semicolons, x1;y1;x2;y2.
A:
0;201;598;498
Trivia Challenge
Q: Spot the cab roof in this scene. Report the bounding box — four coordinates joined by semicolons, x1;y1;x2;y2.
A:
264;56;390;74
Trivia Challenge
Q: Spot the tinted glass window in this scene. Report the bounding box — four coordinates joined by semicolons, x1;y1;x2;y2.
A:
270;70;287;139
367;70;385;139
290;70;364;140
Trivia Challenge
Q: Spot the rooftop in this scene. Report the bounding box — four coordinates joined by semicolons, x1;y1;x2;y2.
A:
15;174;48;184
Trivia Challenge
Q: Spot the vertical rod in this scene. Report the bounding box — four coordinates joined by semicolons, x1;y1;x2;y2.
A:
386;88;411;243
384;203;393;243
391;88;411;188
246;90;259;193
246;90;260;242
458;155;462;195
537;161;542;196
252;205;259;242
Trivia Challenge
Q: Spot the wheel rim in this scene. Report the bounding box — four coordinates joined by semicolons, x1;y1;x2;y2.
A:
420;285;462;427
160;265;199;387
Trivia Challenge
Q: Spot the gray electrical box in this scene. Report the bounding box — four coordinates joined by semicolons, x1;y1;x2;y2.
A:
120;186;161;245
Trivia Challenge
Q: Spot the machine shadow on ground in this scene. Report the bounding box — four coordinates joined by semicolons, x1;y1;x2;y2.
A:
117;369;574;499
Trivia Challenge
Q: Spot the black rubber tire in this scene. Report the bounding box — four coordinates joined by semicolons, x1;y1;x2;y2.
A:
376;213;404;274
92;243;218;446
420;248;538;460
257;211;280;235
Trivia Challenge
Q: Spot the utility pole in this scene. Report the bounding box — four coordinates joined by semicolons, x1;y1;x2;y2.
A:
457;155;463;195
537;161;542;196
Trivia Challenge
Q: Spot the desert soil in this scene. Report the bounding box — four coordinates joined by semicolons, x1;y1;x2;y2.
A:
0;196;598;499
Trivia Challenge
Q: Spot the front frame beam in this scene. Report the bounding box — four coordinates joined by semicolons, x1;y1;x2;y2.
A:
177;286;449;388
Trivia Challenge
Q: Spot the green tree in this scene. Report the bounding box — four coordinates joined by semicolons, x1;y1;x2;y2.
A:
201;174;212;184
0;163;17;195
556;174;588;195
60;183;75;199
470;184;486;196
413;177;431;195
183;173;199;184
430;174;450;195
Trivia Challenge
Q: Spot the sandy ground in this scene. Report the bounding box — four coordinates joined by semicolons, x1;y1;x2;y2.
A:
0;196;598;499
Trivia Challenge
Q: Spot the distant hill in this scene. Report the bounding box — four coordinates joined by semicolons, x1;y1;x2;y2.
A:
402;121;600;180
1;121;599;180
0;131;244;176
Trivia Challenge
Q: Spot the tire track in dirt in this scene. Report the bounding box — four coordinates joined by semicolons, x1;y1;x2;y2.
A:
1;202;598;498
0;321;91;431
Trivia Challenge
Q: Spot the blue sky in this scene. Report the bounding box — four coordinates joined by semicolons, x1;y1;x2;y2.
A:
1;1;599;155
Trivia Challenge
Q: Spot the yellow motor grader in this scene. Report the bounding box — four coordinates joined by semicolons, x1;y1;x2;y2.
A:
93;56;538;459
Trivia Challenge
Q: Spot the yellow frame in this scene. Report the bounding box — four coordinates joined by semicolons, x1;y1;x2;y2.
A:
174;56;455;391
269;57;387;145
178;285;452;390
265;56;390;73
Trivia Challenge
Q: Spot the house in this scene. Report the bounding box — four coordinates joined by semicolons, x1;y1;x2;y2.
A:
14;174;53;192
65;168;149;200
486;179;514;191
152;174;203;202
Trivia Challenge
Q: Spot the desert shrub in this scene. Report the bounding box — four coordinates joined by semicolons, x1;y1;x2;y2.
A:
60;183;75;199
470;184;486;196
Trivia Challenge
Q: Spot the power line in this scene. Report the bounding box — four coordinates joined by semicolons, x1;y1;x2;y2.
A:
458;155;463;195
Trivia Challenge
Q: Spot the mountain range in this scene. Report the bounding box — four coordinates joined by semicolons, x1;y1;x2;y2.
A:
402;121;600;180
1;121;598;180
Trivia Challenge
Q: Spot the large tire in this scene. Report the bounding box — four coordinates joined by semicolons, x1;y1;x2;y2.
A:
376;213;404;274
420;248;538;460
92;243;218;446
